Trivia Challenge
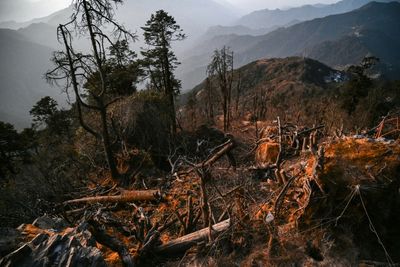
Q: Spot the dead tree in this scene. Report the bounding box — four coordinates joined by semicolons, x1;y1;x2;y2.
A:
46;0;136;182
178;139;235;229
155;219;230;254
207;46;234;131
205;77;215;124
63;190;162;205
235;70;242;117
253;86;268;121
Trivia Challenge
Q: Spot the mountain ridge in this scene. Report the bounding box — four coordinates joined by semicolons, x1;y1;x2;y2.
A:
236;0;400;29
178;1;400;90
0;29;65;129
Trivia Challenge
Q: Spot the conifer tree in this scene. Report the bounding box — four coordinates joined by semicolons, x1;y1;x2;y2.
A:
141;10;186;136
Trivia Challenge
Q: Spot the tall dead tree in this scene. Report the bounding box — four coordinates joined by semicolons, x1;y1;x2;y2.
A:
207;46;234;131
235;70;242;117
46;0;135;182
253;86;268;120
205;77;215;124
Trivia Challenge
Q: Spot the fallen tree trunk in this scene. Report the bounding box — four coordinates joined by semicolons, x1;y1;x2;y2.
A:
63;190;161;205
88;220;134;267
198;140;235;168
155;219;230;254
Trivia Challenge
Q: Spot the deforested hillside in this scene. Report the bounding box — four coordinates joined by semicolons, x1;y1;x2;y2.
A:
181;56;400;132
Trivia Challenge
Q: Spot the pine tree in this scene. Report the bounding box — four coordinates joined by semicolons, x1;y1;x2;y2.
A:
141;10;186;136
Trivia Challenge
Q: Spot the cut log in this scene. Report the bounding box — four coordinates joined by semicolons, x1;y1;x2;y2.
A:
199;140;235;168
63;190;161;205
155;219;230;254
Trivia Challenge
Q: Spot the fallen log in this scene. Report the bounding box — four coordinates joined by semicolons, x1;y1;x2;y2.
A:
88;220;134;267
198;140;235;168
155;219;230;254
63;190;161;205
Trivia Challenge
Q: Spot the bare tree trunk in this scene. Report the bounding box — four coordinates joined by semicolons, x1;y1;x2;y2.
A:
156;219;230;254
160;32;177;137
198;169;210;228
82;0;119;180
223;96;228;131
99;100;119;180
63;190;161;205
206;78;214;124
235;71;242;117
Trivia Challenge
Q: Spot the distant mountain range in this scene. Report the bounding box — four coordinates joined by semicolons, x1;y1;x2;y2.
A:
0;0;69;22
0;29;65;129
0;0;238;44
199;0;399;39
179;1;400;90
236;0;400;29
0;0;239;128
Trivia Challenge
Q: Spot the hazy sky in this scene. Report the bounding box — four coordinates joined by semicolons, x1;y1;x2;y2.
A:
1;0;340;22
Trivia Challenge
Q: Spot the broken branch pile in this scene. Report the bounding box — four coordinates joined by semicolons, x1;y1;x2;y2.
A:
2;123;400;266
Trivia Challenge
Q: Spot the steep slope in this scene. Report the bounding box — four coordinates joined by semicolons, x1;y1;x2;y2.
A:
236;0;399;29
306;29;400;77
17;23;60;49
183;56;400;134
167;0;399;50
179;2;400;91
240;2;400;63
182;57;345;127
202;25;273;38
0;29;64;129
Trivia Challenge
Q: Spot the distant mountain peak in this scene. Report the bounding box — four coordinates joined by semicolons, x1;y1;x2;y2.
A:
236;0;400;29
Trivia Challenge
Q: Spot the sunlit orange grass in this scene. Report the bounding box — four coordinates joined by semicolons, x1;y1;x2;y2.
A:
325;138;400;175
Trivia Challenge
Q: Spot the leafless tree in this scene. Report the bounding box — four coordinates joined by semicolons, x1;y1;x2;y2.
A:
207;46;234;131
46;0;136;182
